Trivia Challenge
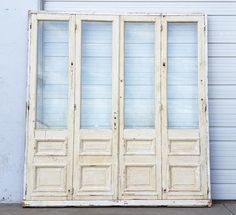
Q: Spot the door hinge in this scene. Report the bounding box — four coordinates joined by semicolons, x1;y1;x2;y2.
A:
205;104;207;112
159;103;163;111
113;112;118;130
75;24;78;31
68;188;74;195
161;24;163;32
29;23;32;29
24;185;27;196
204;25;206;31
162;187;167;192
74;104;77;111
26;102;30;111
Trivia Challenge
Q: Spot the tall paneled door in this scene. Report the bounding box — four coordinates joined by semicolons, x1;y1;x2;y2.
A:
24;12;210;207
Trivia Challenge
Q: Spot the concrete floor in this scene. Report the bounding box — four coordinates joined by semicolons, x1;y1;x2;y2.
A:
0;202;236;215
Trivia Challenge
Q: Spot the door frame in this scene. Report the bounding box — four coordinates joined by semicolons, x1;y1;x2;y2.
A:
161;15;210;200
24;12;76;201
119;15;162;200
24;11;211;207
73;15;119;200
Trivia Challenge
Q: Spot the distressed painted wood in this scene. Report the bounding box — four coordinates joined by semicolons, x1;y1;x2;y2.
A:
23;199;212;207
161;15;210;200
25;12;210;206
73;15;119;200
119;15;162;200
25;13;75;201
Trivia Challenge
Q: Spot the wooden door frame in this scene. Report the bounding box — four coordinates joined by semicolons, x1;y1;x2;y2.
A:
73;15;119;200
24;12;76;201
23;12;211;207
160;15;210;200
118;15;162;200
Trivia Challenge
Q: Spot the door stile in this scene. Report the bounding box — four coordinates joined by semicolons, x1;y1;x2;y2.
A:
197;16;210;199
68;14;76;200
26;13;38;200
112;15;120;201
73;14;82;199
160;15;168;199
155;16;162;199
118;15;124;200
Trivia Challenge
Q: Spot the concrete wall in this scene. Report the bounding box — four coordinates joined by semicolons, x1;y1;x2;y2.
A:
0;0;38;203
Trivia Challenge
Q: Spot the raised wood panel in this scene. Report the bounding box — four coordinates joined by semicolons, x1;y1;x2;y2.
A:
168;165;201;192
34;165;67;193
35;139;67;156
79;165;112;192
80;139;112;155
125;139;155;155
169;139;200;155
125;165;156;191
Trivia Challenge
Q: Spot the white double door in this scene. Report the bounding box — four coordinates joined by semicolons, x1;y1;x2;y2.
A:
26;13;209;202
73;15;162;200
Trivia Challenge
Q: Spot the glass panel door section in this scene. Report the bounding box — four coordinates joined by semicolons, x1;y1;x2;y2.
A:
124;22;155;128
73;16;119;200
161;16;209;200
81;21;112;128
36;21;69;129
167;22;199;128
26;14;75;201
119;16;162;200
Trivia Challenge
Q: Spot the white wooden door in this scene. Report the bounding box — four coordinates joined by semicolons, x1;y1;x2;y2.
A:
119;16;162;200
73;15;119;200
161;16;209;200
25;13;75;200
25;13;210;205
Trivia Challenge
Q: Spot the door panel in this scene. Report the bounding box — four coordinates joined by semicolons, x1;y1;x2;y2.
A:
73;16;119;200
119;16;162;200
161;16;209;199
26;14;75;200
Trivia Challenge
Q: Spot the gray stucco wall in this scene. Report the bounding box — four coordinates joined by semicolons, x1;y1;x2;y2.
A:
1;0;236;202
0;0;37;202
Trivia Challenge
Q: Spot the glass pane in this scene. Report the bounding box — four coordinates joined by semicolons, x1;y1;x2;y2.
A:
81;21;112;128
167;22;199;128
36;21;69;129
124;22;155;128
